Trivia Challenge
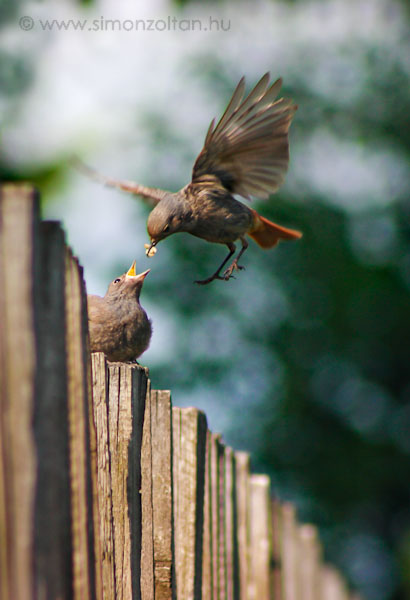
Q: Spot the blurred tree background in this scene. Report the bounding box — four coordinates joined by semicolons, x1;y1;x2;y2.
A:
1;0;409;598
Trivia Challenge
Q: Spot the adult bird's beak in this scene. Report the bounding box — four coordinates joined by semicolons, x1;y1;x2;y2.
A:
126;260;150;282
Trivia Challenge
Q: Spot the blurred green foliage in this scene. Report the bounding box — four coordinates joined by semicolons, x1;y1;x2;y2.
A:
142;38;410;600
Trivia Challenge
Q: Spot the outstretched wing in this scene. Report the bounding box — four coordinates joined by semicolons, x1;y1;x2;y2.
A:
71;156;167;207
192;73;297;200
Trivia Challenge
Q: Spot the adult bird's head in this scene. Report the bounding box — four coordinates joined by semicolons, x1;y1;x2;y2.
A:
146;194;193;254
106;260;150;302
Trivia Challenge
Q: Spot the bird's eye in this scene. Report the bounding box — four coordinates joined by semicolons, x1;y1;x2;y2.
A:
113;278;121;284
163;223;170;233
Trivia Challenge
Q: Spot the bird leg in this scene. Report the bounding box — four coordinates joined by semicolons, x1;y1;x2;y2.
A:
222;237;249;280
195;243;236;285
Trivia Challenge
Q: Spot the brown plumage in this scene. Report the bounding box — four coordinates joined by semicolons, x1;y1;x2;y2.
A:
76;72;302;284
88;261;152;362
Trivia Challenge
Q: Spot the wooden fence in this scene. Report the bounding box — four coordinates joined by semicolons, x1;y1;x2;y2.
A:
0;185;362;600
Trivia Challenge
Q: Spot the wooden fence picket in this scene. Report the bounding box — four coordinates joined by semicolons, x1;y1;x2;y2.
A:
172;407;207;600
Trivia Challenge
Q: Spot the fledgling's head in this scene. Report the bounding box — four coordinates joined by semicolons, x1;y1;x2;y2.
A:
105;261;150;302
146;195;192;254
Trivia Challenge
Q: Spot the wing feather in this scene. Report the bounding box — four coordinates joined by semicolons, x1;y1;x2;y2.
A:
192;73;297;199
212;76;246;134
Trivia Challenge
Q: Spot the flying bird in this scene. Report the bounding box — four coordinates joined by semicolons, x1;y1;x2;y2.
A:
88;261;152;362
76;73;302;284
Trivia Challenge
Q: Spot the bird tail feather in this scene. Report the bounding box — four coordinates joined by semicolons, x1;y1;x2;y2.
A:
248;211;302;248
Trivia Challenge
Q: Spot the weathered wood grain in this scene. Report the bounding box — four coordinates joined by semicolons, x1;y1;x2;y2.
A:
224;446;239;600
248;475;271;600
210;433;221;600
235;452;250;600
0;185;38;600
65;247;97;600
172;407;207;600
33;221;73;600
201;430;212;600
281;503;300;600
271;498;283;600
150;389;173;600
108;362;147;600
86;325;104;600
217;438;226;600
128;364;149;600
91;352;115;599
141;378;154;600
0;183;361;600
298;524;321;600
321;565;349;600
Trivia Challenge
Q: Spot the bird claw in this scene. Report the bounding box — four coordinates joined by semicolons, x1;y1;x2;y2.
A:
222;262;245;280
194;262;245;285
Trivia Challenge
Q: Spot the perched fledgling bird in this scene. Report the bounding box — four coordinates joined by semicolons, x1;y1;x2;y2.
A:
76;72;302;284
88;261;152;362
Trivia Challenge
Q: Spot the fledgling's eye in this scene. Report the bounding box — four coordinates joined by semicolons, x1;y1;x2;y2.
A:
163;223;170;233
113;278;121;284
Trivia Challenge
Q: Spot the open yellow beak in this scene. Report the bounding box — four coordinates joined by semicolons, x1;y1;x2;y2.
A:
127;260;137;277
136;269;151;281
126;261;150;281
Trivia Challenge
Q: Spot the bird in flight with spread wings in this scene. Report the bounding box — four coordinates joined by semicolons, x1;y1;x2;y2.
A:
75;72;302;285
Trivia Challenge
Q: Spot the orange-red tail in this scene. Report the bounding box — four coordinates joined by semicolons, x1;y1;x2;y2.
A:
248;211;302;249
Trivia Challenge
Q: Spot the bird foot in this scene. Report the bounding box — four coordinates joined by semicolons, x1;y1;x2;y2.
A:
223;261;245;280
